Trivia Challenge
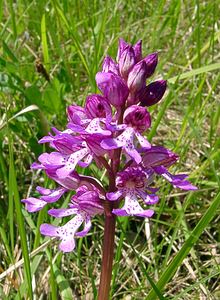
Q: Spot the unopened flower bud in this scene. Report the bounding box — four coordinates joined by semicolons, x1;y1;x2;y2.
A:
133;40;142;62
127;61;147;94
140;80;167;107
117;38;128;62
143;52;158;78
96;72;129;107
123;105;151;133
102;56;119;75
118;45;136;79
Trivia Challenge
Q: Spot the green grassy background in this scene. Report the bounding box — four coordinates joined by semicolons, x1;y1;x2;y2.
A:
0;0;220;299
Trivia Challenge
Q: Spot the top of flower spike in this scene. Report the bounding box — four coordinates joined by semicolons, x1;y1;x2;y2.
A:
117;38;142;63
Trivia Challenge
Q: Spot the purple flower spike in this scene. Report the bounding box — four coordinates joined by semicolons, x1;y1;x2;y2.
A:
118;45;136;79
107;167;158;217
123;105;151;133
102;56;119;75
143;52;158;78
85;94;112;119
96;72;129;107
140;80;167;107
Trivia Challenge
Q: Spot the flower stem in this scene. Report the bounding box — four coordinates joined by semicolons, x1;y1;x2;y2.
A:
98;206;116;300
98;106;125;299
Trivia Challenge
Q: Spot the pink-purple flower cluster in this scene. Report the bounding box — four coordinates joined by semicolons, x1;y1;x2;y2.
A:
22;38;196;252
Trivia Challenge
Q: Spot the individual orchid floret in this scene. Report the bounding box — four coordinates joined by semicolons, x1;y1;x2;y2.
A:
85;94;112;119
96;72;129;108
140;80;167;107
101;105;151;164
67;105;88;127
40;186;104;252
106;167;158;217
123;105;151;133
21;186;67;213
141;146;197;190
34;131;108;178
67;103;111;137
102;56;119;75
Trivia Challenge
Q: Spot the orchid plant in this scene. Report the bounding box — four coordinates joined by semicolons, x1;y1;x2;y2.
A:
23;38;197;299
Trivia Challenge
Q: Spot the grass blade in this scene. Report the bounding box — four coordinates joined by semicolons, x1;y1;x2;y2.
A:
146;191;220;300
41;14;50;70
8;133;33;299
168;62;220;83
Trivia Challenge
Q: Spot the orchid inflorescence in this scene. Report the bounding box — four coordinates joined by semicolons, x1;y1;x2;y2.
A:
22;38;196;253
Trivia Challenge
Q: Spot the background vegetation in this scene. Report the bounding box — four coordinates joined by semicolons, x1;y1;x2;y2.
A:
0;0;220;299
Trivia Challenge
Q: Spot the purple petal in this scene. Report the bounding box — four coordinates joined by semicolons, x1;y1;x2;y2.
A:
56;148;89;178
85;118;111;136
154;166;197;191
46;169;81;190
40;224;59;236
113;192;154;218
117;38;128;62
36;186;52;195
41;187;66;203
75;217;92;237
133;40;142;62
137;191;159;205
48;208;78;217
135;132;151;149
127;61;147;94
142;52;158;78
103;127;142;164
106;190;123;201
22;197;47;212
40;214;85;253
142;146;178;168
59;236;76;252
31;162;44;169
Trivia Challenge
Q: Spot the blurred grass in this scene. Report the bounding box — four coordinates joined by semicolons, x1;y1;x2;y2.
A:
0;0;220;299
